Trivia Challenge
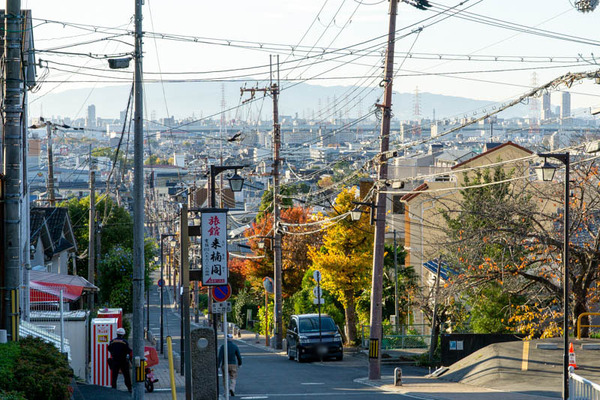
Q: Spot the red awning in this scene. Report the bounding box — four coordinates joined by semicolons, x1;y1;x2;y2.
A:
30;281;83;302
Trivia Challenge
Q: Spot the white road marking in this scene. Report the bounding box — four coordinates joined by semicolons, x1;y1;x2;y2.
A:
301;382;325;385
236;393;398;397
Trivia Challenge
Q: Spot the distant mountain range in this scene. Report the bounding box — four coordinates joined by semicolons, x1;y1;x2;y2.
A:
30;81;534;122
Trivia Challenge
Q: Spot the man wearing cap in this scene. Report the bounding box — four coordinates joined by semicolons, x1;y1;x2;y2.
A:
108;327;133;393
218;333;243;397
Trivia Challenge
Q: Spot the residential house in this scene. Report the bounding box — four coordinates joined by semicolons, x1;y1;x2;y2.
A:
30;207;77;274
401;142;533;329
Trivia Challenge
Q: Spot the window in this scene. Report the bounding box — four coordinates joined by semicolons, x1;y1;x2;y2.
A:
392;196;405;214
299;317;336;332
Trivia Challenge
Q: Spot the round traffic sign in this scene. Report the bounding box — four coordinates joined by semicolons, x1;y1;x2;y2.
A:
212;284;232;302
313;270;321;282
157;279;165;287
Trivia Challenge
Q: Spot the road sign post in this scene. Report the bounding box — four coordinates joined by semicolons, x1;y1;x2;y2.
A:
313;270;322;343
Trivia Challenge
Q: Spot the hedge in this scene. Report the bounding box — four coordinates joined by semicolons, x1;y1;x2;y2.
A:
0;337;72;400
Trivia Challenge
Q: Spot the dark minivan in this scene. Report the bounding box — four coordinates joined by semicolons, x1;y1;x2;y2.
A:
286;314;343;362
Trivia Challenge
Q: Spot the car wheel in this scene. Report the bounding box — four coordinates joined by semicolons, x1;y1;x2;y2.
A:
287;345;294;360
335;353;343;361
295;346;304;363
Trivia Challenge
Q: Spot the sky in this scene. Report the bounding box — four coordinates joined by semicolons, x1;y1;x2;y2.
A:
23;0;600;120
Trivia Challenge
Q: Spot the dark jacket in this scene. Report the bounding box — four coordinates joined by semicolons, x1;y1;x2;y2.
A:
218;341;242;367
108;336;133;363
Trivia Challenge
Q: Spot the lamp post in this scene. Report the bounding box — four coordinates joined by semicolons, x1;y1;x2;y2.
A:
574;0;598;12
206;164;245;398
351;201;377;225
209;165;245;208
536;152;570;400
160;233;176;354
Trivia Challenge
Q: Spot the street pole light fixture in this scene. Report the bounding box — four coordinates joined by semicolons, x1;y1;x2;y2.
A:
574;0;598;12
351;201;377;225
209;165;245;208
536;152;570;400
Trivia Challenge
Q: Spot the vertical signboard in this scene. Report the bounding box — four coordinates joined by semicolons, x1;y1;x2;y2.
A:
201;209;228;286
91;317;117;386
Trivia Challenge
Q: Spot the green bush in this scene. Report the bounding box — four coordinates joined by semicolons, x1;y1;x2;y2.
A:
0;337;72;400
0;342;19;390
232;288;258;329
98;239;157;313
0;390;26;400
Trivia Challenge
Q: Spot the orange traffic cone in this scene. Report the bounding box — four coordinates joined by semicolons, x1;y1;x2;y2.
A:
568;343;578;369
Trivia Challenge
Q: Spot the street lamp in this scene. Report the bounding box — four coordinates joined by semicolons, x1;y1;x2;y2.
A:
536;152;570;400
574;0;598;12
351;201;377;225
209;165;245;208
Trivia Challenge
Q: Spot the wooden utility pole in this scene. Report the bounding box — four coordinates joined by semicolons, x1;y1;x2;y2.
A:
132;0;145;398
2;0;23;341
88;147;96;311
369;0;399;380
240;55;283;349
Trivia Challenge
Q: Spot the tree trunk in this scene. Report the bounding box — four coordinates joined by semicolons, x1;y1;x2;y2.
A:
344;289;358;344
572;289;589;338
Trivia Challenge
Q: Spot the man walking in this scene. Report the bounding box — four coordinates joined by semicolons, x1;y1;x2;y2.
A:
108;327;133;393
218;333;243;397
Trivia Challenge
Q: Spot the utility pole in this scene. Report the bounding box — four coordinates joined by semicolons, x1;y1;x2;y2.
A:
132;0;145;398
240;55;283;349
393;231;399;334
180;204;192;399
46;125;55;204
368;0;399;380
88;147;96;311
429;256;442;364
2;0;23;342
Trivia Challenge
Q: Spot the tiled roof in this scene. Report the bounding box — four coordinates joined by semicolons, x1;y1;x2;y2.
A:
451;141;533;170
31;207;76;254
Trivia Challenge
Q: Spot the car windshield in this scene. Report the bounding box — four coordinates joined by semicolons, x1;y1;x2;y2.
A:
298;317;336;333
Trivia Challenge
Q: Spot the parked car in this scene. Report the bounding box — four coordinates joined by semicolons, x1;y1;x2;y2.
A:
286;313;343;362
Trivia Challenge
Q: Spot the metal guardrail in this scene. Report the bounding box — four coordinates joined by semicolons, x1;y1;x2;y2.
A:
360;324;431;349
570;366;600;400
577;312;600;340
20;319;72;361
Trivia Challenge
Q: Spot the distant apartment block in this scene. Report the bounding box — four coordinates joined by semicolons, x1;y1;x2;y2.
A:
86;104;96;128
561;92;571;123
541;91;552;120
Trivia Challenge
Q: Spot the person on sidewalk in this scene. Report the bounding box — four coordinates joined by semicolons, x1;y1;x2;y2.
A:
107;327;133;393
218;334;243;397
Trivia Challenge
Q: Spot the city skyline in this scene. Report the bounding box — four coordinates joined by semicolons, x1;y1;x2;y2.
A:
25;0;600;123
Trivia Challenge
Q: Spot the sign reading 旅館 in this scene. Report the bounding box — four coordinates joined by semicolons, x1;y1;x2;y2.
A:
201;210;228;286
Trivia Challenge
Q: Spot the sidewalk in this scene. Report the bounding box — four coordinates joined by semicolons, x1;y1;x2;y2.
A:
355;376;560;400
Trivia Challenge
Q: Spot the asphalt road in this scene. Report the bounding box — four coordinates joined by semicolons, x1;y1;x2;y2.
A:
232;340;420;399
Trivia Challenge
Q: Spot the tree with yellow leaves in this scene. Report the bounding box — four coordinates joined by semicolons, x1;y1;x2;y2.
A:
308;187;374;344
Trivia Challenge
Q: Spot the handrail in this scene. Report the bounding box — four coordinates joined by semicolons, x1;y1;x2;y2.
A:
576;312;600;340
569;366;600;399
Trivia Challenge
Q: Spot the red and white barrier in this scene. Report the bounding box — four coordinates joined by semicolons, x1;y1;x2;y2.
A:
97;308;123;328
91;318;117;386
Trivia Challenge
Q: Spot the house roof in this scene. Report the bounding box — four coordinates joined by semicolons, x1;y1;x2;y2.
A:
189;186;236;209
401;182;429;202
30;209;54;257
31;207;77;254
451;141;533;171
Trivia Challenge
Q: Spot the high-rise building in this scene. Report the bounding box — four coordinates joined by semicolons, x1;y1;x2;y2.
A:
541;92;552;120
560;92;571;122
87;104;96;128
